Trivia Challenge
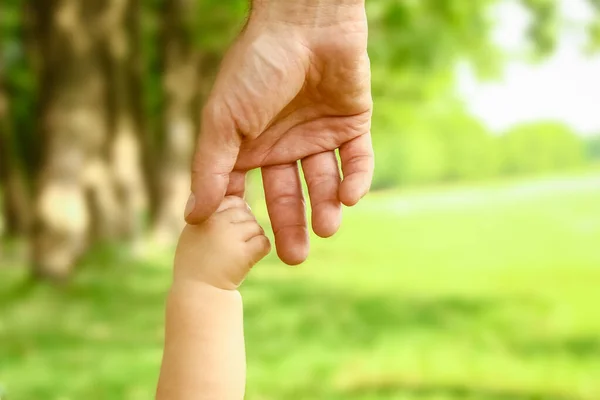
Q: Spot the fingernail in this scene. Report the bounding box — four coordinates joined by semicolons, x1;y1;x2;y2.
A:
184;193;196;218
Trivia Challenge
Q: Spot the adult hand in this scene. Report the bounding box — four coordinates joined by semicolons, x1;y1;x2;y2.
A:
185;0;373;265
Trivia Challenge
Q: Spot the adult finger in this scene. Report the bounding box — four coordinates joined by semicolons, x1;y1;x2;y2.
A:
301;151;342;238
262;163;309;265
185;100;242;224
339;132;374;207
226;170;247;199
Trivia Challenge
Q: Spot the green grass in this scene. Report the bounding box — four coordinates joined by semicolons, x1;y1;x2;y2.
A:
2;174;600;400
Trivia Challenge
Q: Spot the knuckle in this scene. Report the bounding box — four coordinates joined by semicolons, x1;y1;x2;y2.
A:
262;236;272;250
202;97;241;147
226;196;247;208
233;208;252;220
246;237;270;259
202;217;220;232
257;235;271;251
220;196;248;212
202;98;226;125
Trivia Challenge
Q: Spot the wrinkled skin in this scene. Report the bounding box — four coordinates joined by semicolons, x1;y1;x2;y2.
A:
186;2;373;265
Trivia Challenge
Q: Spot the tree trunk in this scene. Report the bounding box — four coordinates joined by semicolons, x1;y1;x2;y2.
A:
30;0;115;280
152;0;202;243
0;72;32;238
0;5;33;238
101;0;147;241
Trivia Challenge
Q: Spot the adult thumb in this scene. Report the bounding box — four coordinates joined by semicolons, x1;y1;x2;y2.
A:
185;101;241;224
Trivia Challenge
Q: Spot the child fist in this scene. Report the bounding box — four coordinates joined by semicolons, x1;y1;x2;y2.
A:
173;196;271;290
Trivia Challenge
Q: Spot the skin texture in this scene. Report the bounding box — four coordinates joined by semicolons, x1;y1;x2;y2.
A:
156;196;270;400
185;0;373;266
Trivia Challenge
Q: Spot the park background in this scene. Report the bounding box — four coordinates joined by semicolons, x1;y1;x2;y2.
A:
2;0;600;399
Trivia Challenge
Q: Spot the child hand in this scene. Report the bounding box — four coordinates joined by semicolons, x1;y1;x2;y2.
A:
173;196;271;290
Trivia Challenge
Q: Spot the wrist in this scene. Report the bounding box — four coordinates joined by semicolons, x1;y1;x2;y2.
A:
173;262;243;291
250;0;366;27
168;280;241;307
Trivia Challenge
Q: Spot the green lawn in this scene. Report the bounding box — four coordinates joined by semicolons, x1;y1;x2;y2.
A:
1;174;600;400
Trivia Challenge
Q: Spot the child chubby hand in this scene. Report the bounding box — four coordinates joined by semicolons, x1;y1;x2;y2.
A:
157;197;271;400
173;196;271;290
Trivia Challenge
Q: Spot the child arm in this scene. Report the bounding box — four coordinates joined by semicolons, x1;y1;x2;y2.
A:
156;282;245;400
156;197;270;400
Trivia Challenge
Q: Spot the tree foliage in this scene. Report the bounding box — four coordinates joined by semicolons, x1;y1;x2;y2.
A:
0;0;598;277
584;135;600;161
501;122;584;175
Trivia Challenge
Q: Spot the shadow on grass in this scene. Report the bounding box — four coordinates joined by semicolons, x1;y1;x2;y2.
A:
339;380;588;400
243;273;505;349
242;274;595;399
512;336;600;360
0;252;170;363
1;258;596;400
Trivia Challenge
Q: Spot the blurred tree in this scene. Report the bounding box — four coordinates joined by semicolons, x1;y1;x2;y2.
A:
0;0;597;279
101;0;147;240
0;0;33;238
371;98;500;189
368;0;500;100
501;122;584;175
520;0;560;57
584;135;600;162
30;0;119;279
152;0;205;242
152;0;244;242
436;109;501;181
368;0;597;190
0;47;31;238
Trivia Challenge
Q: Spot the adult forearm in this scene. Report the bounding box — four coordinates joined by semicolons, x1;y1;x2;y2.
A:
250;0;366;26
252;0;364;7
